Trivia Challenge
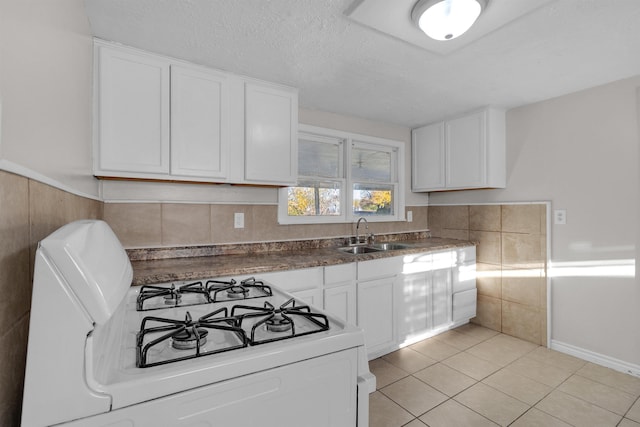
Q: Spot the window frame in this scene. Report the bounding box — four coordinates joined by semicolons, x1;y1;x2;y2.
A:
278;124;405;225
349;139;399;220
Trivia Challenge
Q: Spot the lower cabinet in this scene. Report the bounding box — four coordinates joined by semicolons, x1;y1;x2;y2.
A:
358;276;398;358
357;247;475;360
255;246;476;361
452;246;477;325
323;263;357;325
357;256;403;359
396;252;453;348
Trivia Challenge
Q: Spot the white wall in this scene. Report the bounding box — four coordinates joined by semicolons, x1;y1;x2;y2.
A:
0;0;98;198
430;75;640;369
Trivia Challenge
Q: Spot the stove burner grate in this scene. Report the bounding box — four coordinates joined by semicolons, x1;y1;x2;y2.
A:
137;281;213;311
137;277;274;311
137;284;184;310
136;308;248;368
207;277;273;302
232;298;329;345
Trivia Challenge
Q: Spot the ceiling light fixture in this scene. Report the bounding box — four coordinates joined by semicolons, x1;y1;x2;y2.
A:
411;0;487;41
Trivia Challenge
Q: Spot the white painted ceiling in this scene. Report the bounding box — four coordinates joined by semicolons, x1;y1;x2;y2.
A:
84;0;640;128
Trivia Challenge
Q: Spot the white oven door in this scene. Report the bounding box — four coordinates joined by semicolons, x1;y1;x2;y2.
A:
63;349;358;427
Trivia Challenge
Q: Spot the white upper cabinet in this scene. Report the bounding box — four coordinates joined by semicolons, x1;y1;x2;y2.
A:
170;65;228;179
244;82;298;185
412;122;445;190
412;107;505;192
93;40;298;186
95;43;170;176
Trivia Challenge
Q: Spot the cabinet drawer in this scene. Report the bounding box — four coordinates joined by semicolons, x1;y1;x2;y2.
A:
455;246;476;264
357;256;403;281
452;289;477;322
452;262;476;293
325;263;356;285
257;268;323;293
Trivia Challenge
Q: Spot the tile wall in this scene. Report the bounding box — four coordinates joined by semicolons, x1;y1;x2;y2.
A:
0;171;102;426
1;171;548;425
0;175;428;425
428;204;548;346
103;203;430;248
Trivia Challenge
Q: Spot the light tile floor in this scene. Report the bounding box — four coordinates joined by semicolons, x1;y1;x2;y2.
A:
369;324;640;427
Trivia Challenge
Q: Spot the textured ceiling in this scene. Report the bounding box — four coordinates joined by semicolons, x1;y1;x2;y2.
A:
84;0;640;128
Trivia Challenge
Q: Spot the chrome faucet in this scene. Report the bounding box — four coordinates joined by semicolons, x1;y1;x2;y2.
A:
355;217;369;245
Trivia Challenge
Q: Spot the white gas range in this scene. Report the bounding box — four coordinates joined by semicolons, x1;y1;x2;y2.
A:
21;220;375;426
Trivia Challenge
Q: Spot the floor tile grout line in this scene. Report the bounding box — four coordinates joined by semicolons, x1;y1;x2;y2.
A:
376;372;411;391
479;373;550;409
403;360;534;425
377;346;532;424
553;373;636;418
370;328;640;427
408;370;478;400
622;395;640;422
448;394;510;426
506;406;570;427
422;396;500;426
377;363;495;423
572;368;640;399
528;384;626;426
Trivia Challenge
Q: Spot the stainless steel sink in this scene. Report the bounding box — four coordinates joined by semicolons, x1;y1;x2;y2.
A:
369;243;411;251
337;242;412;254
337;246;382;254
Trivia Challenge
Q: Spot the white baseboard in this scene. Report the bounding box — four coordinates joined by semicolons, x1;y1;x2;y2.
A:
551;339;640;378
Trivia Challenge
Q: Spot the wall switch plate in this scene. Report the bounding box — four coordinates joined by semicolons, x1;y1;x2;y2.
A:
554;209;566;225
234;212;244;229
407;211;413;222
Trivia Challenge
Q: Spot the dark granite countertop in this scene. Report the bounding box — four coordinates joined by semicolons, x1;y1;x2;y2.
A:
129;235;476;285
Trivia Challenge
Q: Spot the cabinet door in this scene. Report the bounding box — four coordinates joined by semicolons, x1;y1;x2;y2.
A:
397;272;431;344
293;288;323;309
358;277;396;359
244;82;298;185
446;111;486;188
431;268;452;330
96;44;170;175
324;283;357;325
412;122;445;191
170;65;228;179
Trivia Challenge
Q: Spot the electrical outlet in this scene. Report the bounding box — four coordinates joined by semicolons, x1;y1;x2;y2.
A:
234;212;244;229
407;211;413;222
554;209;566;225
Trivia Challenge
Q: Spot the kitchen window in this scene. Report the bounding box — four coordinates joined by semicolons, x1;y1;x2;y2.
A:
278;125;405;224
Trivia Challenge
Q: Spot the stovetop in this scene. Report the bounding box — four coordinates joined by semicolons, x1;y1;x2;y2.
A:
126;277;332;368
90;276;366;410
